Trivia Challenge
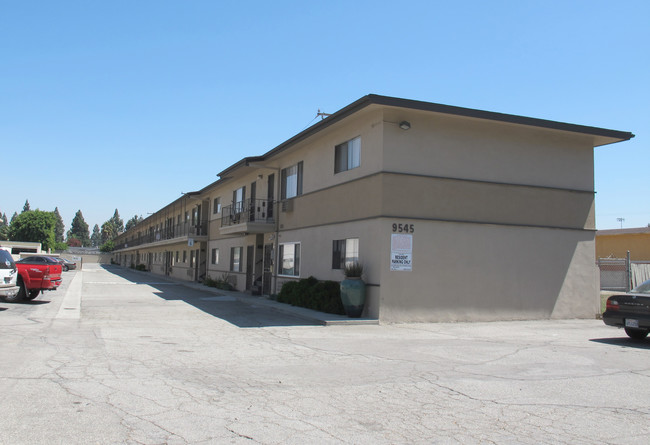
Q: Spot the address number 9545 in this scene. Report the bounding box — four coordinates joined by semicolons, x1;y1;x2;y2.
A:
392;223;414;233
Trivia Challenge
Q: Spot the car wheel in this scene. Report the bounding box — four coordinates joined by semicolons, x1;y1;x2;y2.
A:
624;327;649;340
25;289;41;300
2;280;25;303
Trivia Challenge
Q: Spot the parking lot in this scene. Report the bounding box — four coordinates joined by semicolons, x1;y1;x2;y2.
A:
1;263;648;444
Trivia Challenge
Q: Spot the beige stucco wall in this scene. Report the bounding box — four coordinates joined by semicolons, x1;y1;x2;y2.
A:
377;219;599;322
382;108;596;191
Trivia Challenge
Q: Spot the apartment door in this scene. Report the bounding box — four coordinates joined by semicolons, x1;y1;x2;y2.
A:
249;181;257;221
267;174;274;220
255;235;264;293
164;251;171;276
246;245;254;290
262;243;273;295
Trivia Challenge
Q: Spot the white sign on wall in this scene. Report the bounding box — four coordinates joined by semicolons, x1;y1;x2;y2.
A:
390;234;413;271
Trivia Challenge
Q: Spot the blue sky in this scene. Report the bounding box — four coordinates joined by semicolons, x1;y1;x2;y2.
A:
2;1;648;232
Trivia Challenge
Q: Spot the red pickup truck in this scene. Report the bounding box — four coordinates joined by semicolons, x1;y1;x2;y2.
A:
11;255;63;302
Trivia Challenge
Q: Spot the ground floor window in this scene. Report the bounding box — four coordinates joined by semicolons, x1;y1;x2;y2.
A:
332;238;359;269
230;246;242;272
211;248;219;265
279;242;300;276
183;250;187;263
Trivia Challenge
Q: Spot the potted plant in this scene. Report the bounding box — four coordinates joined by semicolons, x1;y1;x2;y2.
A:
340;262;366;318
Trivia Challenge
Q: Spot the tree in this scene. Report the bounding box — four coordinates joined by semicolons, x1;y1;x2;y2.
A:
125;215;143;232
100;240;114;252
10;212;18;224
101;221;116;244
91;224;101;247
0;212;8;241
68;210;91;247
53;207;65;243
67;236;82;247
22;200;31;213
8;210;56;251
110;209;124;234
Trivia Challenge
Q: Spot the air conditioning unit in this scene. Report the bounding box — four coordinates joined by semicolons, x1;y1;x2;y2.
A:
281;200;294;212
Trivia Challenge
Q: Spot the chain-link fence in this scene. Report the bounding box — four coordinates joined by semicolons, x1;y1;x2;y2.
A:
598;253;650;291
598;257;629;291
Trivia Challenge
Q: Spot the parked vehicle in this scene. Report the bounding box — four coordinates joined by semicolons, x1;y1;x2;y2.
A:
58;257;77;271
602;278;650;340
0;248;19;301
13;255;63;302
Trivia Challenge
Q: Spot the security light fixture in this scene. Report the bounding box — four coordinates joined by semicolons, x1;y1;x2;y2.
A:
399;121;411;130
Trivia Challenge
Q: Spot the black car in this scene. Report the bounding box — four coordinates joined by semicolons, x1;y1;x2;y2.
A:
603;279;650;340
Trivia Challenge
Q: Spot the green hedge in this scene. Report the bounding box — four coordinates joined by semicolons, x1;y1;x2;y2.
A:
277;276;345;315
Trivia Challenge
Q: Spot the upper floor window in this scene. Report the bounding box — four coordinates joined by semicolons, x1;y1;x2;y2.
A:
281;161;303;200
233;187;245;213
335;136;360;173
213;197;221;214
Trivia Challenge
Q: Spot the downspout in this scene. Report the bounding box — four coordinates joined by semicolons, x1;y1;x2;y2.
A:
273;171;281;295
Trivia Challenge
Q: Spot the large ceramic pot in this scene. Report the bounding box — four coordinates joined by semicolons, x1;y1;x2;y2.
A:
340;277;366;318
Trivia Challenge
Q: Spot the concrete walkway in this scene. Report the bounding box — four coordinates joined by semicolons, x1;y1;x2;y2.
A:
116;264;379;326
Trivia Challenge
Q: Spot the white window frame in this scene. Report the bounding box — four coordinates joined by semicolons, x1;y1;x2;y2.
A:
335;136;361;173
281;162;303;200
278;242;300;277
213;197;221;214
230;246;242;272
211;247;219;265
332;238;359;269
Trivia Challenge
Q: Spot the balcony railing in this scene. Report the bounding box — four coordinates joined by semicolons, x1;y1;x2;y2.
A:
116;220;208;250
221;199;274;228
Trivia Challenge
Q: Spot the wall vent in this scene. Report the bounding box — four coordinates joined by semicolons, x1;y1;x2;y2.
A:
281;200;294;212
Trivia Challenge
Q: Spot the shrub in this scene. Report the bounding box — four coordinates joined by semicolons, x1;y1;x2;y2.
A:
135;263;147;271
278;276;345;315
203;273;234;291
344;262;363;278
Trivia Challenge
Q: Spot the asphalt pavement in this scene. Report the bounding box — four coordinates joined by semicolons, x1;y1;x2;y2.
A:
0;263;648;444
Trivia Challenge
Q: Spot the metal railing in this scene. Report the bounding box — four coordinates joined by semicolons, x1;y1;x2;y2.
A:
115;220;208;250
221;199;274;227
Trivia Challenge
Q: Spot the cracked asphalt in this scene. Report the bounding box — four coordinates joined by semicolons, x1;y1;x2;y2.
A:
1;264;648;444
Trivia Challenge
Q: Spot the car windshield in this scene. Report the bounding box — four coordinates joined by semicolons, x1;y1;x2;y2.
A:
0;250;15;269
631;279;650;294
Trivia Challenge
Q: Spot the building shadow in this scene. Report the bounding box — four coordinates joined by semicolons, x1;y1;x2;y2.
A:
101;265;318;328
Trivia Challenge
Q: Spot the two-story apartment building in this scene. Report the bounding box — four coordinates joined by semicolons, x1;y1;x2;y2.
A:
112;94;633;322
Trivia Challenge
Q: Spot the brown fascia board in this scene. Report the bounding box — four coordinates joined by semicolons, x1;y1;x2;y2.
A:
597;227;650;236
368;95;635;145
217;94;635;178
